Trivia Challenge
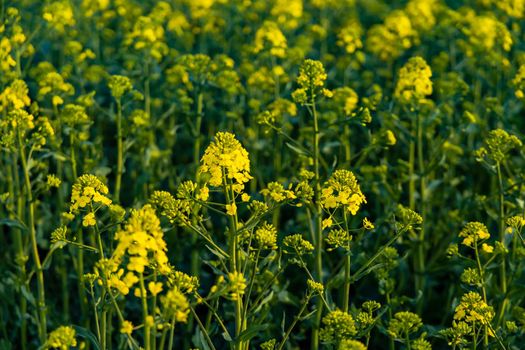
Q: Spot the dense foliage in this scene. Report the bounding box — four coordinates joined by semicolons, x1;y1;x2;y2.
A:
2;0;525;349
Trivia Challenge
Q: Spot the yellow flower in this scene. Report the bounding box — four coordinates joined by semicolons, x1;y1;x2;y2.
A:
225;203;237;216
120;320;133;335
395;56;432;104
48;326;77;349
200;132;252;192
241;193;250;202
363;218;374;230
322;218;333;229
82;212;96;227
227;271;247;301
148;281;163;296
481;243;494;253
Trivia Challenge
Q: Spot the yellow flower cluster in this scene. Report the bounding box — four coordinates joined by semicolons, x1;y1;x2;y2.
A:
36;70;75;106
227;271;247;301
43;1;76;33
454;291;494;326
271;0;303;30
161;287;190;323
70;174;112;214
47;326;77;350
462;13;512;57
366;11;417;61
261;182;296;203
112;205;170;276
200;132;252;193
254;21;287;58
405;0;438;32
458;222;490;248
125;16;168;61
108;75;133;100
255;222;278;250
395;56;433;105
292;59;332;104
0;79;31;112
0;37;16;74
475;129;522;164
337;22;363;54
319;309;357;343
321;170;366;215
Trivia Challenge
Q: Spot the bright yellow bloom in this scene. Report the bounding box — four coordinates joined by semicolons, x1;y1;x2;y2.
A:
82;212;96;227
121;320;133;335
200;132;252;192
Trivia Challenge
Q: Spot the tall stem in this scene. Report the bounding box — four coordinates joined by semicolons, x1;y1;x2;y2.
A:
115;98;123;202
311;96;323;350
223;177;244;350
496;163;508;326
139;273;151;350
17;130;47;343
343;210;351;313
415;112;426;313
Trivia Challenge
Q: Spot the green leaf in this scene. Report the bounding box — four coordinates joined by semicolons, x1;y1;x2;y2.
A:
73;325;102;350
285;142;307;156
0;219;27;232
235;324;270;343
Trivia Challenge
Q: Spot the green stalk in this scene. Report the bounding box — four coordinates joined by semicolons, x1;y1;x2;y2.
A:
115;98;123;202
10;157;27;350
139;273;151;350
474;241;488;347
311;94;323;350
496;163;508;326
223;177;244;350
276;293;312;350
342;210;351;313
17;129;47;344
415;112;426;313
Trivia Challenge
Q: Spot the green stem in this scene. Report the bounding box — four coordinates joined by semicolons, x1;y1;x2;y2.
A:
415;112;426;313
190;306;217;350
115;98;123;202
496;163;508;326
223;177;244;350
10;157;28;350
276;293;312;350
474;242;488;347
139;273;151;350
343;210;351;313
311;94;323;350
17;129;47;344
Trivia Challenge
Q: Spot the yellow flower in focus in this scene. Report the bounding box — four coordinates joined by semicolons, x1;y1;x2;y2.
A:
148;281;163;296
120;320;133;335
227;271;246;301
481;243;494;253
82;212;96;227
363;218;374;230
48;326;77;349
200;132;252;192
225;203;237;216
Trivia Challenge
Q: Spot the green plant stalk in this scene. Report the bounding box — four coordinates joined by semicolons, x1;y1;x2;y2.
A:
115;98;123;202
386;292;394;350
10;157;28;350
474;242;488;347
343;210;351;313
415;112;426;313
223;177;245;350
17;129;47;344
139;273;151;350
311;95;323;350
276;293;312;350
185;91;204;349
190;306;217;350
496;163;508;327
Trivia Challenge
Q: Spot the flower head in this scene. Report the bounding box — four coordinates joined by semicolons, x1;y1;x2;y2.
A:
200;132;252;192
